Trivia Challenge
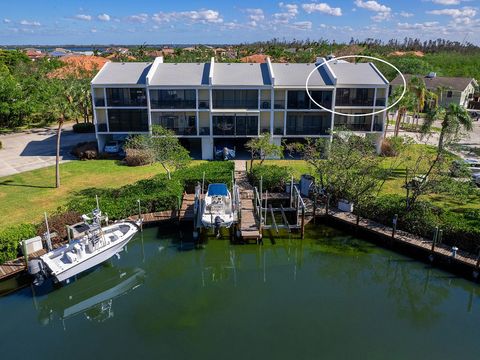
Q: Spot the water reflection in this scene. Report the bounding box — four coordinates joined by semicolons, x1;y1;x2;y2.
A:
34;266;145;327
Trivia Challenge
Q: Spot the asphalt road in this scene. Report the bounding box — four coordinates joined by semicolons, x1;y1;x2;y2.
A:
0;124;96;178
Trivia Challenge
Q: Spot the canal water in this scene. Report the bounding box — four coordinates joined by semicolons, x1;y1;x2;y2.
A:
1;225;479;359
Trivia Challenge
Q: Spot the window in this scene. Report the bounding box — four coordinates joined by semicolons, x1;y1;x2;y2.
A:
212;90;258;109
150;89;196;109
335;88;374;106
106;88;147;107
286;113;329;135
447;91;453;98
152;112;196;135
287;90;332;109
108;109;149;132
212;115;258;135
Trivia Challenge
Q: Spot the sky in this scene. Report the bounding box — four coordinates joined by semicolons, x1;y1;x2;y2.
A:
0;0;479;45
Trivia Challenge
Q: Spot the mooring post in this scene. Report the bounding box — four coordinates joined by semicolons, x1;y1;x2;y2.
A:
22;239;28;267
264;191;268;226
392;214;398;240
301;207;305;240
431;226;439;253
290;176;294;208
137;199;143;231
260;176;263;209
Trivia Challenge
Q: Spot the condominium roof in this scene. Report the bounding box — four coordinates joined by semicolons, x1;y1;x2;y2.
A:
271;63;333;87
212;63;271;86
390;74;477;92
92;62;151;85
329;62;388;86
91;58;390;88
149;63;209;86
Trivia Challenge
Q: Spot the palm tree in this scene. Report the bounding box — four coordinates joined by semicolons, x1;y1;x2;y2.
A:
49;78;79;188
422;103;473;154
391;86;415;136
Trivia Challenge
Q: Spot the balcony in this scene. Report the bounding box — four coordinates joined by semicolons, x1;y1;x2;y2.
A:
150;100;196;109
212;100;258;110
286;113;330;136
97;123;107;132
338;123;372;131
335;98;374;107
375;98;386;107
106;88;147;107
274;100;285;109
212;115;258;136
160;126;197;136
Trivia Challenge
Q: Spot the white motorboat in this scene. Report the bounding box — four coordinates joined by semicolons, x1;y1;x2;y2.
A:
201;183;235;230
29;209;140;284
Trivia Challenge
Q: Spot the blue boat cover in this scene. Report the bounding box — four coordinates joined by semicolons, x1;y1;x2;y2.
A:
207;183;228;196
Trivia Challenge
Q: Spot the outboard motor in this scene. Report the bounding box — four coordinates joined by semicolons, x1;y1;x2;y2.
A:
214;216;224;238
28;259;46;286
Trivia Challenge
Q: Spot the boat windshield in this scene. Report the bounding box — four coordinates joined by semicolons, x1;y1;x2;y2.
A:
207;184;228;197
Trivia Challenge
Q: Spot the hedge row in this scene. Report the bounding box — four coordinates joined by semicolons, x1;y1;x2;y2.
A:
0;224;37;263
360;194;480;253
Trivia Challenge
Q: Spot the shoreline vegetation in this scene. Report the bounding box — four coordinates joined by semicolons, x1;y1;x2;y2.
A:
1;140;479;264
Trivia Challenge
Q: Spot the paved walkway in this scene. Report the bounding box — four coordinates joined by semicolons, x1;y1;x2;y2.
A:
0;124;96;178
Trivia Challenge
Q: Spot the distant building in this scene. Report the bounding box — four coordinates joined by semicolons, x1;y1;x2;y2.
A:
240;54;268;63
23;48;45;61
91;57;389;159
391;73;478;108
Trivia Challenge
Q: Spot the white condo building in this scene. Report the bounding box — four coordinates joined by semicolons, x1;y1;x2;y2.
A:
91;57;389;159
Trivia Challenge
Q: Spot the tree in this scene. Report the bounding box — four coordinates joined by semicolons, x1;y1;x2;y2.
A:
124;126;191;179
47;78;79;188
391;85;416;136
245;132;283;170
422;103;473;154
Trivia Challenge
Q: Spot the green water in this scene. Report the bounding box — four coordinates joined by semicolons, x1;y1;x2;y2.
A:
1;225;480;359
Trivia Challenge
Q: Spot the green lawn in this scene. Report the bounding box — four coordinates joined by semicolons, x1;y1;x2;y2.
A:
0;160;167;230
263;145;480;214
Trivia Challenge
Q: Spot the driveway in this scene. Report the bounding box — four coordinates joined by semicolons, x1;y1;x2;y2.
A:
0;124;96;178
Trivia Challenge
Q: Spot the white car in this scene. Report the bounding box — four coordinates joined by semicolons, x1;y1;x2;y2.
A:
104;141;122;154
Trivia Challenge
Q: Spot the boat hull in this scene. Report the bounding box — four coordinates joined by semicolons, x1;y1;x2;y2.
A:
52;231;136;283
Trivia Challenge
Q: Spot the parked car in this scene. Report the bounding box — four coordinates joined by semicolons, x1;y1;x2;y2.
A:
464;158;480;173
473;173;480;187
104;141;122;154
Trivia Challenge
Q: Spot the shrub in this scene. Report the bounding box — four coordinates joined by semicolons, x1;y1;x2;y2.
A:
36;211;82;243
67;175;183;220
72;122;95;133
174;161;234;192
0;140;2;150
0;224;37;263
248;165;291;192
124;148;155;166
71;141;98;160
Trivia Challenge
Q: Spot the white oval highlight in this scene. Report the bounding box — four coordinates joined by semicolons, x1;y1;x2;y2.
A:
305;55;406;117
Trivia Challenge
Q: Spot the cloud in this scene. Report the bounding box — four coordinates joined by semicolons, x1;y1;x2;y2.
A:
290;21;313;30
427;7;476;18
246;8;264;22
127;13;149;23
399;11;414;18
20;20;41;26
430;0;461;5
302;3;343;16
3;18;11;23
397;21;440;30
74;14;92;21
151;10;223;24
98;14;110;22
273;3;299;24
354;0;391;13
90;28;97;33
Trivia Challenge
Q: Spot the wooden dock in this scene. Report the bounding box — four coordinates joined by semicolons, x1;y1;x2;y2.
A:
179;193;196;222
235;161;261;242
325;207;479;270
